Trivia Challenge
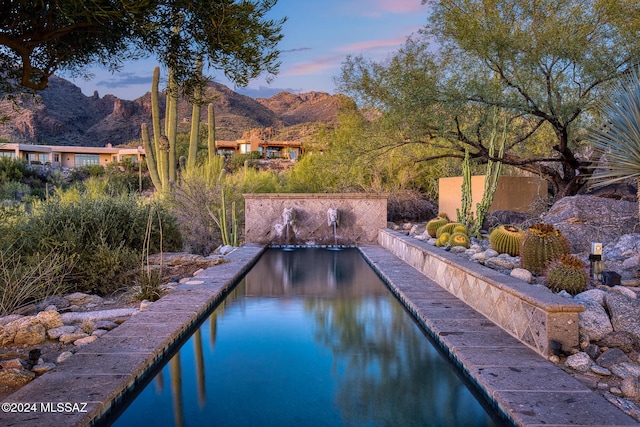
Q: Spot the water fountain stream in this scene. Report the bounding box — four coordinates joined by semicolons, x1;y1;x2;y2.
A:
327;207;339;249
282;207;295;246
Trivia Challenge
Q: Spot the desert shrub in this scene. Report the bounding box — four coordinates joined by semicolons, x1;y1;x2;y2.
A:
283;155;338;192
104;159;153;193
15;186;181;294
0;241;71;316
172;157;227;254
231;166;283;194
0;157;27;184
387;189;436;222
70;164;105;181
0;181;31;201
227;152;262;172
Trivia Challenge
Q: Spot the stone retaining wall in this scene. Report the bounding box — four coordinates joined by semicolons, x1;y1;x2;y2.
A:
378;229;584;356
244;193;388;245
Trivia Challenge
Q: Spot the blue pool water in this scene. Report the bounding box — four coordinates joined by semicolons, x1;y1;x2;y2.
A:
112;248;501;426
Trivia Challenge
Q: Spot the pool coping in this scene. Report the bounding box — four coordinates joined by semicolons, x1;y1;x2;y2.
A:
0;243;636;426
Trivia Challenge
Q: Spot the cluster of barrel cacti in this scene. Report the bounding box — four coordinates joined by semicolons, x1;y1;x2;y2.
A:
427;215;470;249
544;255;588;295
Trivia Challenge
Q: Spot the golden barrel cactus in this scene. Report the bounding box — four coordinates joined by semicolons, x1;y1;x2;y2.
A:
489;225;524;256
520;223;571;275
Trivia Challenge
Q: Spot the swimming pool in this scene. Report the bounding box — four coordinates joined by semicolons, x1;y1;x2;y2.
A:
110;248;502;426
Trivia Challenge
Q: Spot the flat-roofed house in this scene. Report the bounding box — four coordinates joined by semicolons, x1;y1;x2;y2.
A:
0;143;144;167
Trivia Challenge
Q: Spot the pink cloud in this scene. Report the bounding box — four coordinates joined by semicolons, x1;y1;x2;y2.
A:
282;55;345;77
341;0;426;18
336;36;409;53
376;0;426;14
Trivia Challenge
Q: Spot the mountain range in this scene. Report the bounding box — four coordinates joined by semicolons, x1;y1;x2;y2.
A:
0;76;354;147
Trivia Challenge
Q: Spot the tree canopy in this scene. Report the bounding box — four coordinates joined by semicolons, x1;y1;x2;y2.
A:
0;0;285;93
337;0;640;199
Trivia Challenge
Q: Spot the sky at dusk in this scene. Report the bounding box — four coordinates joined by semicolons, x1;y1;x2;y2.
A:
70;0;430;100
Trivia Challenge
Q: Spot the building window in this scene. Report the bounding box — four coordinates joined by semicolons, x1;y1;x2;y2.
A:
75;154;100;166
0;152;15;158
53;154;60;163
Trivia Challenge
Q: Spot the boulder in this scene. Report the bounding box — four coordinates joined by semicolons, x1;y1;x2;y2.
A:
622;377;640;399
595;331;638;353
541;195;637;253
574;289;608;307
604;234;640;258
482;210;536;229
510;268;533;283
13;324;46;346
56;351;73;364
576;300;613;342
566;352;593;372
605;293;640;338
0;368;35;387
597;348;630;368
36;310;63;329
59;332;89;345
46;325;78;340
484;255;520;270
61;308;137;324
65;292;103;306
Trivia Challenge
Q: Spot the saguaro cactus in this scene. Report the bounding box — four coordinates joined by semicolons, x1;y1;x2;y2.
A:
141;64;208;192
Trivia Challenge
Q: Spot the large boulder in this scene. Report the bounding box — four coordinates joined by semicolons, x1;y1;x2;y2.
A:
576;299;614;342
541;195;638;252
605;293;640;338
482;210;536;230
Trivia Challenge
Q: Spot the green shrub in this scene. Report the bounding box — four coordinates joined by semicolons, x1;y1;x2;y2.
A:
0;157;27;184
0;181;30;201
15;188;181;294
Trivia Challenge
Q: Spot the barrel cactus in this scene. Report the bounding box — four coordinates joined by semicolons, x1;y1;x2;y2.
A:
453;224;468;235
436;222;464;239
449;232;470;248
545;255;588;295
489;225;524;256
436;232;451;247
426;214;450;238
520;223;571;275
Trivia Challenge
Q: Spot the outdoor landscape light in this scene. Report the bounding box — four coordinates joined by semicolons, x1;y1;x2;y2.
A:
589;242;604;281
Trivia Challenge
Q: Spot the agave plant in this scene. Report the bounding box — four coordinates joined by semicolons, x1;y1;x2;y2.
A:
587;66;640;217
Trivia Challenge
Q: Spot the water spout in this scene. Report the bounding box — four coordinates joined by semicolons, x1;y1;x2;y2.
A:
282;207;295;245
327;208;339;248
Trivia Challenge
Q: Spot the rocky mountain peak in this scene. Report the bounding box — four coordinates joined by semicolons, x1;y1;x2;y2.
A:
0;77;350;147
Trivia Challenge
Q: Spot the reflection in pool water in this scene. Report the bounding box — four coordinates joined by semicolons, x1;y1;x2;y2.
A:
112;248;501;426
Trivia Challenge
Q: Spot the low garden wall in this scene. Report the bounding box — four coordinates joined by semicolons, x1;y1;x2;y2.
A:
438;175;547;219
378;228;585;356
244;193;388;245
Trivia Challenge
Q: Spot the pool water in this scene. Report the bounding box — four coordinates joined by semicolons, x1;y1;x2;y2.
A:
112;248;501;426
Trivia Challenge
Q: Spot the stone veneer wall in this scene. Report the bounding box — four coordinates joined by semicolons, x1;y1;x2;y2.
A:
378;229;584;356
244;193;388;245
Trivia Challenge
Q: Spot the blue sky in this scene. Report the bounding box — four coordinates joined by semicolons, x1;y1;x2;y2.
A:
70;0;430;100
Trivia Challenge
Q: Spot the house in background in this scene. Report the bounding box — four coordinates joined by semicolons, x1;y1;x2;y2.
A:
0;143;144;167
1;128;302;168
215;129;302;159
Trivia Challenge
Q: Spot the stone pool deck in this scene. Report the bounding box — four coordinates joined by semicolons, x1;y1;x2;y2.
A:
0;243;637;426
